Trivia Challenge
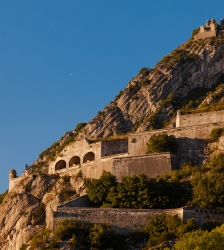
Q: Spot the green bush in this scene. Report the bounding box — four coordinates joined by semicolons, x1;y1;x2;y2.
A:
146;133;178;154
86;171;117;206
0;190;8;204
210;128;224;142
19;244;28;250
138;67;150;75
75;122;87;132
62;175;70;183
144;213;181;248
30;229;52;249
191;27;200;38
173;225;224;250
77;170;83;177
87;172;189;209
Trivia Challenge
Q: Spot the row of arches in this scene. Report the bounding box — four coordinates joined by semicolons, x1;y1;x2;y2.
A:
55;152;95;171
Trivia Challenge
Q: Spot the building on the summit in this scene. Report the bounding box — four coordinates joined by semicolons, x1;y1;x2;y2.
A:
194;18;224;40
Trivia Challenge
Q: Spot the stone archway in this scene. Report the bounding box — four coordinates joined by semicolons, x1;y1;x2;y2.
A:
83;152;95;163
55;160;66;171
69;156;81;167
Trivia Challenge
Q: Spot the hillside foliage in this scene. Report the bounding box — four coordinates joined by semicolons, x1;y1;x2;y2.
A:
146;133;178;154
87;171;190;209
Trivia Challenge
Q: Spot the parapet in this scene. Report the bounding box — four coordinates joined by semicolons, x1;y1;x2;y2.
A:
194;18;224;40
9;169;17;180
9;169;23;192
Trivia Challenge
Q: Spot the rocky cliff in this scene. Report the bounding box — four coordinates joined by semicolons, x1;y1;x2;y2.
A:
78;35;224;138
1;34;224;249
0;175;86;250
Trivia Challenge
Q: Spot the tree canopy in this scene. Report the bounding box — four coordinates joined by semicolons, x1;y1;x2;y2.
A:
146;133;178;154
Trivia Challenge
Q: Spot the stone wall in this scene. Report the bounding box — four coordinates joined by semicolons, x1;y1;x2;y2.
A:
48;139;128;178
183;208;224;227
194;29;216;40
101;141;128;157
9;176;24;192
53;204;224;231
112;153;178;182
53;207;183;231
48;110;224;180
129;122;224;167
58;195;92;208
176;110;224;128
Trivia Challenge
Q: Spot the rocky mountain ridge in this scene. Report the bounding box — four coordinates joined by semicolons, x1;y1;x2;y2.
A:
81;35;224;139
2;33;224;249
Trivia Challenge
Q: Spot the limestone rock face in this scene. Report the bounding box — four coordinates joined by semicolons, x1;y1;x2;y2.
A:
0;175;86;250
2;36;224;250
77;39;224;139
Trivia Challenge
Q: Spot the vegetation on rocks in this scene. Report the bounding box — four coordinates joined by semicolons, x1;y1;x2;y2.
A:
146;133;179;154
0;190;8;204
87;171;190;209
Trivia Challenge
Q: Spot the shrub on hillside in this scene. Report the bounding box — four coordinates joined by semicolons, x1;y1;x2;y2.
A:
209;127;224;142
146;133;178;154
0;190;8;204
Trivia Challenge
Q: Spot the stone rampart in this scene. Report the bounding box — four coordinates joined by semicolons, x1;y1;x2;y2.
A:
52;206;224;231
112;153;178;182
183;208;224;227
58;195;92;208
53;207;183;231
194;29;216;40
129;122;224;167
176;110;224;128
48;139;128;178
101;141;128;157
48;110;224;180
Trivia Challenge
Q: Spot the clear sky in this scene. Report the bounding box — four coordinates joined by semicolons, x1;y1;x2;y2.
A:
1;0;224;193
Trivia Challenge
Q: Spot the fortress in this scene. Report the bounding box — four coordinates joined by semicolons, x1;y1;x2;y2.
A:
49;109;224;231
9;109;224;191
47;110;224;181
194;18;224;40
8;109;224;233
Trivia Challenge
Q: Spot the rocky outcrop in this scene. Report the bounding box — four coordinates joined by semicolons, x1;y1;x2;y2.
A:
0;174;86;250
2;34;224;250
77;37;224;139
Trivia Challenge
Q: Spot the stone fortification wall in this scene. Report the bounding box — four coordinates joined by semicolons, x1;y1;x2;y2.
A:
48;139;128;178
176;110;224;128
48;110;224;180
194;29;216;40
101;141;128;157
9;176;24;192
193;19;219;40
53;206;224;231
129;122;224;167
183;208;224;227
112;153;178;182
58;195;92;208
53;207;183;231
81;153;126;179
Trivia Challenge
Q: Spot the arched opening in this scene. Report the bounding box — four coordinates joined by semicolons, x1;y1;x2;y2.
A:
83;152;95;163
55;160;66;171
69;156;80;167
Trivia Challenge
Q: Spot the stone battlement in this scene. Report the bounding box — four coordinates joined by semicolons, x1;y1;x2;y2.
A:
194;18;224;40
45;109;224;182
52;195;224;230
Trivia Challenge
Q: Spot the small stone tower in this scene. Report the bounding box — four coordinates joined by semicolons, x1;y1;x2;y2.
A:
9;169;17;191
9;169;17;180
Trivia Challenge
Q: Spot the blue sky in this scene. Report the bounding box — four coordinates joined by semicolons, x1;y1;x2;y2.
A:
0;1;224;193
